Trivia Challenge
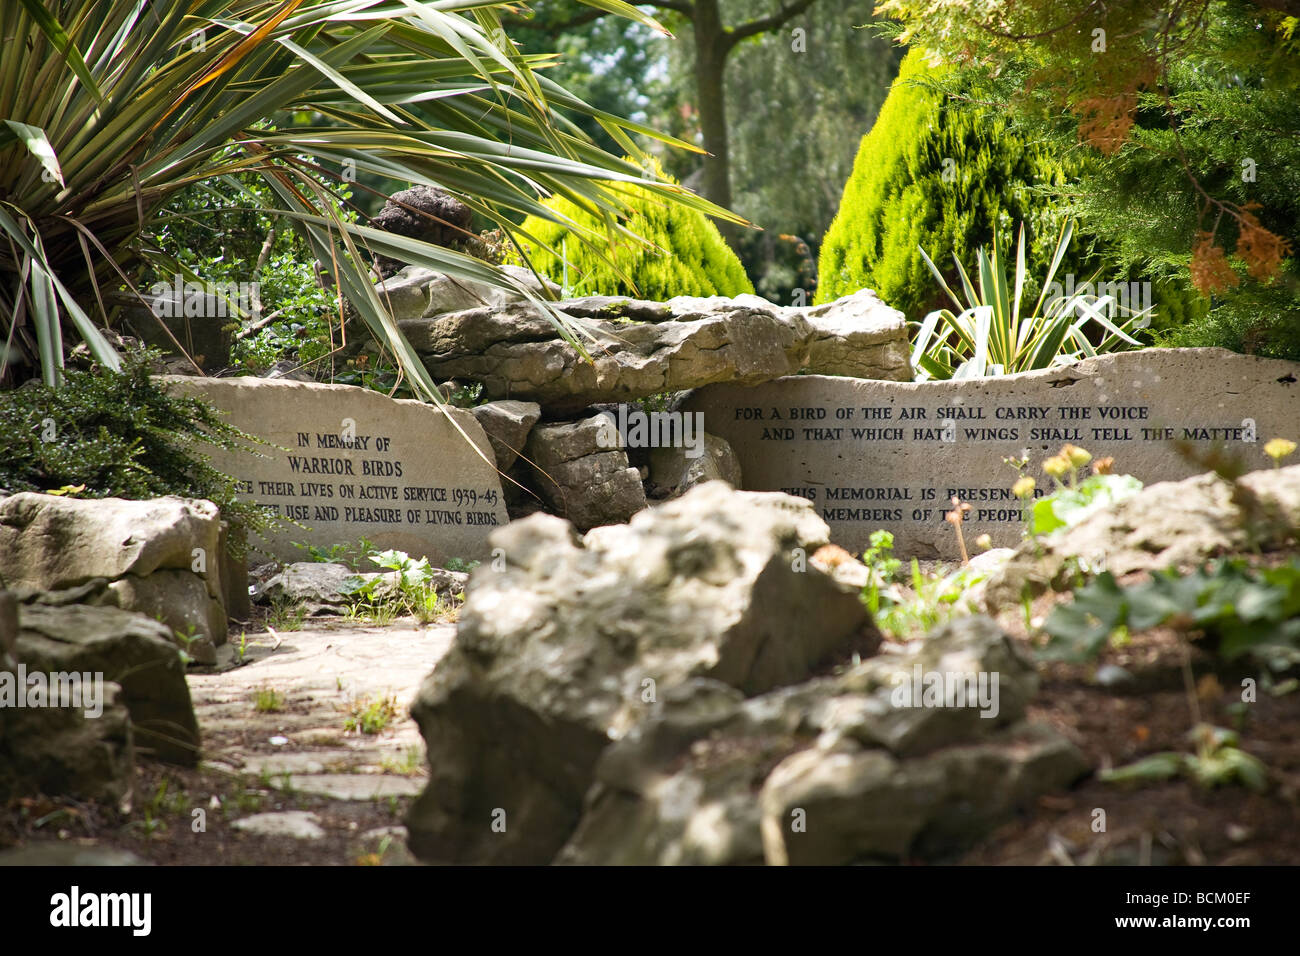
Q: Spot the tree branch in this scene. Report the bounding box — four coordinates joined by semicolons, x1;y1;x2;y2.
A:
723;0;818;52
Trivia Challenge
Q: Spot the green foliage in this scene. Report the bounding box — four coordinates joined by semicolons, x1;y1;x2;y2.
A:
1041;553;1296;792
875;2;1299;359
515;159;754;299
348;549;436;592
267;596;307;632
0;0;738;401
861;530;903;616
293;538;377;572
149;163;358;377
816;48;1086;317
344;694;399;736
172;625;202;667
253;685;285;714
1159;283;1300;362
1041;559;1300;669
721;2;901;303
234;631;252;667
1100;724;1268;793
913;221;1149;380
506;3;672;158
859;532;983;640
1030;474;1143;536
443;557;480;573
875;559;985;641
0;349;274;548
341;548;445;624
380;746;426;777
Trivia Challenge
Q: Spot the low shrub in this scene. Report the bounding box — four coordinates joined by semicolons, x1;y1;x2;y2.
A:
0;348;275;550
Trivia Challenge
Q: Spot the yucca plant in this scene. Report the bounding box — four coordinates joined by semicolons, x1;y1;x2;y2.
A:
0;0;742;400
911;221;1150;381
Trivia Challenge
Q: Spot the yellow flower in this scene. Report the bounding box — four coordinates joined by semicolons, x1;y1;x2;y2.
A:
1043;456;1069;480
1062;444;1092;469
1264;438;1297;467
974;533;993;552
1012;476;1037;499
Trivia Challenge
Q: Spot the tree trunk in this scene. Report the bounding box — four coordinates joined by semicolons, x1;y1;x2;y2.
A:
692;0;737;246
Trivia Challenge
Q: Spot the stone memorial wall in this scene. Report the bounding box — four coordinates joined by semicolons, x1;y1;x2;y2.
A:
167;377;507;564
683;349;1300;557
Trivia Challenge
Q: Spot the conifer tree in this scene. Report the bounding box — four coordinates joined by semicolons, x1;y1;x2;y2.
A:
874;1;1299;358
816;48;1081;317
517;160;755;299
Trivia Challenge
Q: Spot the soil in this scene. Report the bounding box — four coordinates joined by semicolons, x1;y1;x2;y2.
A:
954;564;1300;865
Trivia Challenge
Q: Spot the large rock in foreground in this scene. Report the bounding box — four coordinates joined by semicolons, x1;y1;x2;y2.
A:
14;602;199;765
400;292;910;412
1;598;134;807
0;493;230;659
557;617;1086;865
406;482;876;863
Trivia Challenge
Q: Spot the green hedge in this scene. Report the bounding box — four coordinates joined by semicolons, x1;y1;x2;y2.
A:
816;49;1085;316
515;160;753;300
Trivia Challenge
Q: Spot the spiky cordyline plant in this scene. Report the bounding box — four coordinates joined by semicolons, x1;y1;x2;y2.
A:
0;0;741;398
912;220;1149;381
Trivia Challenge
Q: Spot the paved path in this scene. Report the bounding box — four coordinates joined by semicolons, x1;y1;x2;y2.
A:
184;616;457;858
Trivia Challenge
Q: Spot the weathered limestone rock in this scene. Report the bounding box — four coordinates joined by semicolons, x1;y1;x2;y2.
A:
120;289;232;373
251;562;370;613
400;289;914;412
406;482;875;864
983;464;1300;611
0;591;16;666
648;433;743;498
0;493;221;589
469;400;541;472
14;603;200;765
759;720;1085;865
377;264;559;320
798;289;912;380
0;844;149;865
402;294;815;413
0;665;133;805
218;522;251;621
0;493;229;650
523;414;646;530
104;572;225;665
809;544;873;589
557;616;1085;865
231;811;326;840
251;561;467;614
